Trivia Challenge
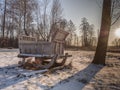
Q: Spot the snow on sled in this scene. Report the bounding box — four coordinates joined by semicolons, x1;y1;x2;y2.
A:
18;30;72;69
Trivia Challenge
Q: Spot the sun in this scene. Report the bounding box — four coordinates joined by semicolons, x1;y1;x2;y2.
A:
115;28;120;38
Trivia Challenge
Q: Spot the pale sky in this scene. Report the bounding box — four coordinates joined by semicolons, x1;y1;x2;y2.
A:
61;0;103;30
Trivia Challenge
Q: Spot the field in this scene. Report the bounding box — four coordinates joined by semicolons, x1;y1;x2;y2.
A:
0;49;120;90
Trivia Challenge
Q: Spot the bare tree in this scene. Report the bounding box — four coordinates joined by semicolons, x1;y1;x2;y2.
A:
49;0;63;41
2;0;7;38
35;1;44;40
111;0;120;25
42;0;49;40
92;0;111;65
66;20;76;46
59;18;67;30
0;0;65;47
112;38;120;47
73;33;78;46
80;18;95;47
0;2;2;37
9;0;38;36
35;0;50;41
80;18;89;47
88;24;95;46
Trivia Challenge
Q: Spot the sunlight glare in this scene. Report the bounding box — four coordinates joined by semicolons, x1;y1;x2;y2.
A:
115;28;120;38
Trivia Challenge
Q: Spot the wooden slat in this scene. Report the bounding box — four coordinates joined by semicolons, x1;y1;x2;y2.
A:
59;54;72;58
18;53;54;58
18;30;69;57
52;30;69;43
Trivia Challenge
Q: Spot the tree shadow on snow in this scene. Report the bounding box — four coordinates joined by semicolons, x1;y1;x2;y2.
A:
50;63;103;90
0;63;103;90
0;64;46;89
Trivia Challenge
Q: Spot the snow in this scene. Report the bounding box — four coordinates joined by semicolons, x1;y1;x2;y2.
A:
0;49;120;90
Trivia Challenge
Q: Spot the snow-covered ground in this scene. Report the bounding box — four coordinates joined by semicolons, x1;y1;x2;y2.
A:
0;49;120;90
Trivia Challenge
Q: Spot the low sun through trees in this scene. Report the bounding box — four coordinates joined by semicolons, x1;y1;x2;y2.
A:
93;0;120;65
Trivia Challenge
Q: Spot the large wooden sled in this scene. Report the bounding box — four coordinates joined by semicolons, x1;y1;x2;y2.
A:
18;30;72;69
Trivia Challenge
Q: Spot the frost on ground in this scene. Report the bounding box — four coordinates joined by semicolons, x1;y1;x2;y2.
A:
0;49;120;90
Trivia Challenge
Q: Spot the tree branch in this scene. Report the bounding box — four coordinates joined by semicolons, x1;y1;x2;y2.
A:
111;14;120;26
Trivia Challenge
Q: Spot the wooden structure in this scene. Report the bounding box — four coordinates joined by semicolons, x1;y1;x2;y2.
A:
18;30;72;69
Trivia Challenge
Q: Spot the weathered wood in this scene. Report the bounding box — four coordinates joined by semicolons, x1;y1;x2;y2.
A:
51;30;68;55
18;30;71;69
59;53;68;65
18;54;54;58
59;54;72;58
52;30;69;43
33;54;58;69
36;41;54;55
19;35;37;54
54;53;70;66
18;30;69;56
18;58;26;66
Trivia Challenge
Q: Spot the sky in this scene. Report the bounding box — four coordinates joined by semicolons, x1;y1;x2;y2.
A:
60;0;103;32
60;0;119;45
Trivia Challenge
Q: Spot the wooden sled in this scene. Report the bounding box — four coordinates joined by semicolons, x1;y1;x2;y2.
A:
18;30;72;69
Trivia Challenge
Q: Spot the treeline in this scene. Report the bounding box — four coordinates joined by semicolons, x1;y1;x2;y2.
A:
0;0;98;48
112;38;120;47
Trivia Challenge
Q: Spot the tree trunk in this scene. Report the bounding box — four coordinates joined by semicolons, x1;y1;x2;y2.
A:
92;0;111;65
23;0;28;36
2;0;7;38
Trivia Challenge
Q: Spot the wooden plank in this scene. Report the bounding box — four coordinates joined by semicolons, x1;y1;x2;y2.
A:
52;30;69;43
18;35;37;43
36;41;54;55
60;43;63;55
18;35;37;54
18;30;69;56
18;54;54;58
55;42;59;54
59;54;72;58
18;36;55;55
33;54;58;69
19;43;37;54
